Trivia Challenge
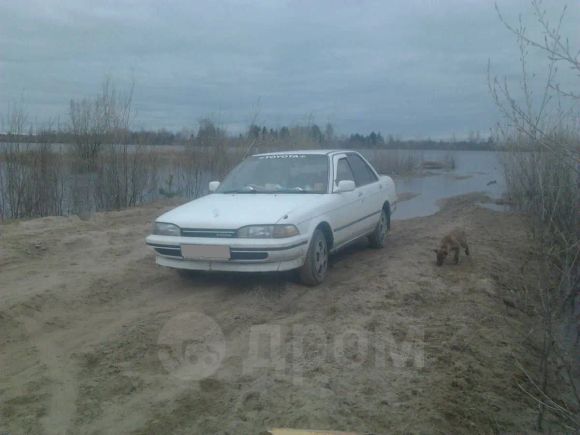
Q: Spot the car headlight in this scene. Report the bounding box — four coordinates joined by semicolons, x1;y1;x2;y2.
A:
238;224;299;238
153;222;181;236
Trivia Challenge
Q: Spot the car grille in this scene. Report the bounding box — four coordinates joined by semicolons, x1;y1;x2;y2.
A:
181;228;237;238
230;251;268;260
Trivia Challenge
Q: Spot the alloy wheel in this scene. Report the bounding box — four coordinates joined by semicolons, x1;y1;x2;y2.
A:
313;237;328;279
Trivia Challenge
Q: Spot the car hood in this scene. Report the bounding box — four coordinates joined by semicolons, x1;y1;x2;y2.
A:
157;193;321;229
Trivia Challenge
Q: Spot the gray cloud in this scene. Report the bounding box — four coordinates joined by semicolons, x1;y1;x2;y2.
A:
1;0;578;137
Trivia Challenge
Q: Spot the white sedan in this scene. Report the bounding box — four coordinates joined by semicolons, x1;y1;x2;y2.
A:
146;150;397;285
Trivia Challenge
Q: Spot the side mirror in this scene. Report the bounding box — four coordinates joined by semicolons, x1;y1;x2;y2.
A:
336;180;355;193
209;181;220;192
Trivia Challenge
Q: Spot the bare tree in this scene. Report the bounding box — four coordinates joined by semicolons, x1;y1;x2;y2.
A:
68;78;158;213
489;1;579;430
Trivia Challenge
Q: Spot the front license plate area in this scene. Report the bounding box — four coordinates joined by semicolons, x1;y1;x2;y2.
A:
181;244;230;260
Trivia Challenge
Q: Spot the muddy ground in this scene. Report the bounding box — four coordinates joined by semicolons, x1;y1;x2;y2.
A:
0;194;545;434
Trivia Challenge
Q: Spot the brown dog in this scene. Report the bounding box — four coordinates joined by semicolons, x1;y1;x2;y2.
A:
433;229;470;266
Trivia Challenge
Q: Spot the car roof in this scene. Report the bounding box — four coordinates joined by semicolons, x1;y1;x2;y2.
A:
252;149;356;157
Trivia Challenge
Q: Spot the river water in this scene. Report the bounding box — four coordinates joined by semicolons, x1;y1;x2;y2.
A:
387;150;505;220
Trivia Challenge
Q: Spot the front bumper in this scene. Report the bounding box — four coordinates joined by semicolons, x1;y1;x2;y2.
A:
145;234;309;272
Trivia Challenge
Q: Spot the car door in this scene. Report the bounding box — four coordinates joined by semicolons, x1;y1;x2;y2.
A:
346;153;383;234
329;154;368;246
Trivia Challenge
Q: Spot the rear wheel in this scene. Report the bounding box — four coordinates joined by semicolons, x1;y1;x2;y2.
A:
368;208;389;248
298;229;328;286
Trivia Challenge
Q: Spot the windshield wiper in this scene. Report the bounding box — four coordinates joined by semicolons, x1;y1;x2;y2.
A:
221;186;315;194
221;184;263;194
220;189;258;194
275;189;310;193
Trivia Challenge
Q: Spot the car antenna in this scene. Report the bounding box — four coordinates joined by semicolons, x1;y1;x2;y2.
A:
242;139;257;160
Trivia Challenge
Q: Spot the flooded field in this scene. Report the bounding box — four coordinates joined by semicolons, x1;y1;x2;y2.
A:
0;146;506;221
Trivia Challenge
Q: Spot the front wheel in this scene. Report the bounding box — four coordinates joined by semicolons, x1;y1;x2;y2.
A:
298;229;328;286
368;208;389;248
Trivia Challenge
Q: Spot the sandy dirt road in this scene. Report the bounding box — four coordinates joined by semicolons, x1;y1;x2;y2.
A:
0;194;541;434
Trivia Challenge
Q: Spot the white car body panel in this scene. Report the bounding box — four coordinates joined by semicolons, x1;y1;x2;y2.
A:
146;150;397;273
157;193;323;229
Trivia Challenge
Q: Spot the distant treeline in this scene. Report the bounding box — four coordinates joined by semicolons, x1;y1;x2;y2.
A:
0;119;496;151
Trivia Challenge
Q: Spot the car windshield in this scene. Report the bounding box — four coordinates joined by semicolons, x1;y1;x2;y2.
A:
217;154;329;193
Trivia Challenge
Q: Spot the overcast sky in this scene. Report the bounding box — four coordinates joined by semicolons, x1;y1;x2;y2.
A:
1;0;578;137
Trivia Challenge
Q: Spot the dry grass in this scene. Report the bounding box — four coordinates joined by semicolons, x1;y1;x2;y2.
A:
363;149;422;175
0;143;66;219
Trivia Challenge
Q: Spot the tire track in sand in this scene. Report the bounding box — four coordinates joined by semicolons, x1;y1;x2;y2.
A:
22;317;78;435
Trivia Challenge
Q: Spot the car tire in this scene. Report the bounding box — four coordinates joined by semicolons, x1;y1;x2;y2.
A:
368;208;389;249
298;229;328;286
